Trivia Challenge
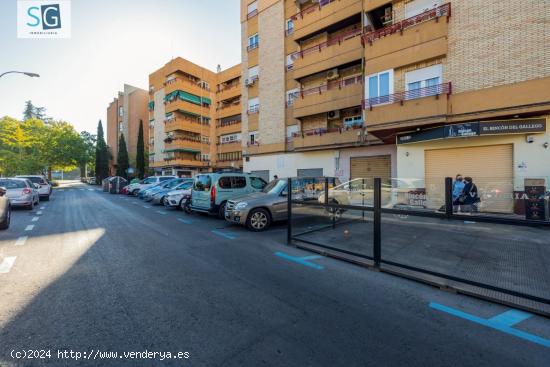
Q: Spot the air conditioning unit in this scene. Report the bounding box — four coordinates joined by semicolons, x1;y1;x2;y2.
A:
327;110;340;120
327;69;339;80
167;132;174;138
245;78;255;87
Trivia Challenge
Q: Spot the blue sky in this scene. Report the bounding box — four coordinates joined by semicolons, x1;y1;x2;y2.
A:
0;0;241;133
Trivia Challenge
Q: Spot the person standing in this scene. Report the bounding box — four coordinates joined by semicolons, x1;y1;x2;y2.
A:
452;174;465;212
462;176;480;213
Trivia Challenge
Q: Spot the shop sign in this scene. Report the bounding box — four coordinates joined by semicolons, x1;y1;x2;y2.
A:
479;118;546;135
444;122;479;138
406;190;427;207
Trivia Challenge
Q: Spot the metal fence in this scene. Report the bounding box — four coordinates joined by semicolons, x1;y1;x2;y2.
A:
287;177;550;316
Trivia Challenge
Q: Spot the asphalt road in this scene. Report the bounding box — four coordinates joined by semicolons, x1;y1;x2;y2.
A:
0;181;548;366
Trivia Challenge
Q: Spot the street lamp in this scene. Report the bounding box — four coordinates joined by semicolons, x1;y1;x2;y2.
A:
0;71;40;79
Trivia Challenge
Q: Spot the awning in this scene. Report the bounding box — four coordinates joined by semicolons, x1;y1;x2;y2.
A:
163;148;200;154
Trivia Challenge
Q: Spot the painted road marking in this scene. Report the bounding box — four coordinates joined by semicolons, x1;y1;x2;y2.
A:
429;302;549;348
275;252;324;270
0;257;17;274
14;236;28;246
178;218;193;224
31;217;39;222
36;211;43;215
156;211;167;215
79;189;85;191
24;225;35;231
88;189;94;191
40;206;46;210
143;205;151;209
211;230;236;240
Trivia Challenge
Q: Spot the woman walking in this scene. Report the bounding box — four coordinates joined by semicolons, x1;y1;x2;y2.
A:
452;174;465;212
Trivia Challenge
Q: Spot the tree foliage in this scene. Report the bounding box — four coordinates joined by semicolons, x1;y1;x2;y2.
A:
23;100;48;121
136;120;145;179
94;120;110;182
116;133;129;179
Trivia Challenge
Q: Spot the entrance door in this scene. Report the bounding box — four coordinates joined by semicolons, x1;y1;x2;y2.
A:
425;144;513;213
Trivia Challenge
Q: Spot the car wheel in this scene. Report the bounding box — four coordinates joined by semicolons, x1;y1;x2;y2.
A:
217;202;227;219
27;200;35;211
0;207;10;230
43;195;50;202
132;189;139;196
246;208;271;232
160;196;166;206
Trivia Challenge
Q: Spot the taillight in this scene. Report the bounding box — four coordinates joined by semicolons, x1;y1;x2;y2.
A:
210;186;216;203
22;188;32;195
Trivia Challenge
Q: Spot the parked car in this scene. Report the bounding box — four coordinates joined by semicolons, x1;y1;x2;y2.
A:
0;178;40;210
190;173;267;218
143;178;189;203
225;178;289;231
150;179;193;205
16;175;52;201
87;177;97;185
164;181;194;210
0;186;11;230
127;176;176;196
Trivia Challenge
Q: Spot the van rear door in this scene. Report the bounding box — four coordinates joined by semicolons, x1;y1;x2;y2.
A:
191;175;212;210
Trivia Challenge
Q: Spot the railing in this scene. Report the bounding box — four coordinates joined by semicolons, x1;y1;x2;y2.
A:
217;83;240;93
164;115;208;125
291;27;363;60
164;77;210;91
300;75;362;98
217;140;242;146
247;42;259;52
164;135;204;144
217;101;241;110
362;82;452;109
247;105;260;114
247;9;258;19
217;119;241;128
362;3;451;45
292;124;363;138
288;0;336;21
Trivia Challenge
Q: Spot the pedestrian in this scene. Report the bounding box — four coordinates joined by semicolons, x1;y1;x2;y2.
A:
452;174;465;212
273;175;278;180
461;176;480;213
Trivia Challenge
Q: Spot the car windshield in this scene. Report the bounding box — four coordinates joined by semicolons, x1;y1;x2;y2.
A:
262;179;286;194
18;176;42;184
164;179;184;189
194;175;212;191
176;182;193;190
143;177;156;184
0;179;26;189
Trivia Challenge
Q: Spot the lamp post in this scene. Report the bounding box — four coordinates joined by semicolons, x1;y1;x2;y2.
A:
0;71;40;79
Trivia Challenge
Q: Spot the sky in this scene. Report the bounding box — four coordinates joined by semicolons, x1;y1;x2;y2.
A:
0;0;242;133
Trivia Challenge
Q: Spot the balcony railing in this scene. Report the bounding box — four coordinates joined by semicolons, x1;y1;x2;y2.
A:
288;0;336;21
247;105;260;114
292;124;363;138
217;140;242;146
291;27;363;60
217;83;240;93
362;82;452;109
362;3;451;45
164;77;210;91
247;43;259;52
247;9;258;19
299;75;362;98
164;115;209;126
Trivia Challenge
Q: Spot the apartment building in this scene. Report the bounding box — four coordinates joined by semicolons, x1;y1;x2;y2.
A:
148;57;243;177
241;0;550;213
106;84;149;175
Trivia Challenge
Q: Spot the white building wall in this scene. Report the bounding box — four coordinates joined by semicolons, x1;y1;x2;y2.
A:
153;89;166;166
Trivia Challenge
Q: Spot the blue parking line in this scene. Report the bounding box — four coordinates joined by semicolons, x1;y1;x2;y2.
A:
429;302;549;348
275;252;324;270
178;218;193;225
211;230;236;240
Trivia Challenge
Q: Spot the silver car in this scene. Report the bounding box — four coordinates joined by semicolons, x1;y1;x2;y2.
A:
0;178;40;210
151;179;193;205
16;175;52;201
225;179;289;231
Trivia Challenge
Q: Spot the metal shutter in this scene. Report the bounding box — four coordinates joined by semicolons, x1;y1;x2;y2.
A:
350;156;392;185
251;170;270;182
425;144;513;213
297;168;324;178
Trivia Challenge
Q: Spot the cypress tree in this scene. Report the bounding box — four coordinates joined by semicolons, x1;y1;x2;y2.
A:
95;120;109;182
136;120;145;179
116;133;129;179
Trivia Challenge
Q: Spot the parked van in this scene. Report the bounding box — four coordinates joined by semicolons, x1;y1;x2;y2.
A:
190;172;267;218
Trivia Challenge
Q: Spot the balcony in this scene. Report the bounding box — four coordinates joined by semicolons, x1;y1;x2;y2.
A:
164;77;209;97
290;0;363;41
217;83;240;101
164;115;209;134
291;126;364;150
292;28;363;79
218;102;241;118
164;137;207;153
293;75;363;118
363;3;451;73
363;82;452;130
163;158;209;167
217;141;242;154
244;142;286;156
164;98;210;117
217;120;242;135
363;0;392;13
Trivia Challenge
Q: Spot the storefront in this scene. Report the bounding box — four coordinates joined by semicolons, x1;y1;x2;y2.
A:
396;117;549;215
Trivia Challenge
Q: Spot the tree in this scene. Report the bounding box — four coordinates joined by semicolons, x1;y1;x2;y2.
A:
94;120;109;182
136;120;145;179
39;121;85;179
116;133;129;179
22;100;48;121
77;131;96;178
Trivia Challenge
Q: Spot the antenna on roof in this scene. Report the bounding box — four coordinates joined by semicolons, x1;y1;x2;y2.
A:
217;64;221;73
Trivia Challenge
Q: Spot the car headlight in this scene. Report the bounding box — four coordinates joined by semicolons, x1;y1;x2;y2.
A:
235;202;248;210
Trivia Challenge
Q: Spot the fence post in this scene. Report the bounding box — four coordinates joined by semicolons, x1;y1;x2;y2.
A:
445;177;453;218
373;177;382;268
287;178;292;245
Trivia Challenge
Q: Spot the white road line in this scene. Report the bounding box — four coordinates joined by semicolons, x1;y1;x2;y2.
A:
40;206;46;210
156;211;167;215
0;257;17;274
79;189;85;191
31;217;39;222
15;236;28;246
143;205;151;209
88;189;94;191
36;211;43;215
25;225;35;231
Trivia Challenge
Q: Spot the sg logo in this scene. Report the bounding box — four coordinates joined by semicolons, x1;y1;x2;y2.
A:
26;4;62;29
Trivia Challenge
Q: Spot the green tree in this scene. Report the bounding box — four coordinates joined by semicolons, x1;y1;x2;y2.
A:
95;120;110;182
76;131;96;178
116;133;129;179
39;121;85;179
22;100;47;121
136;120;145;179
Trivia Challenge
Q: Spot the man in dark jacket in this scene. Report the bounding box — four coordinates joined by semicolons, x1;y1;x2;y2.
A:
462;177;480;213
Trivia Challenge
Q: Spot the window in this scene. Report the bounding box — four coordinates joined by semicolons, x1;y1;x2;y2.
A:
248;34;259;50
201;154;210;161
248;66;259;80
194;175;212;191
248;98;259;113
201;136;210;144
405;0;441;18
218;177;232;189
143;177;156;184
249;131;258;145
220;133;241;144
404;64;443;99
118;106;123;117
286;54;294;70
159;177;173;182
250;177;267;190
198;81;209;90
286;19;294;35
247;1;258;17
232;177;247;189
366;70;393;105
286;89;299;106
119;123;123;132
286;125;299;138
343;116;364;128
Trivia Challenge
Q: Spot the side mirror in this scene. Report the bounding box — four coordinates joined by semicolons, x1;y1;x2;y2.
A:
0;187;6;197
34;183;40;189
